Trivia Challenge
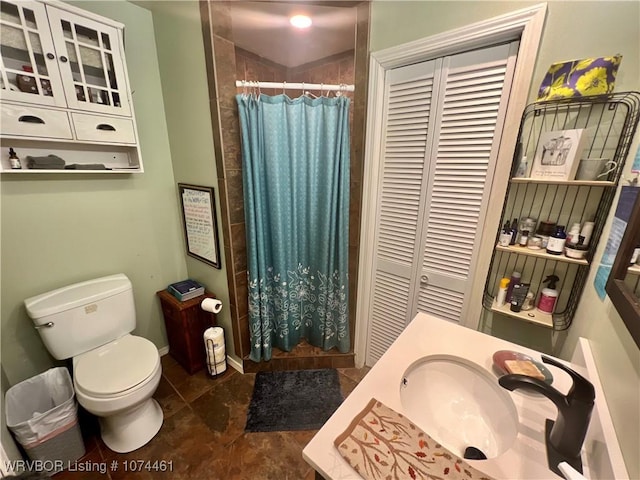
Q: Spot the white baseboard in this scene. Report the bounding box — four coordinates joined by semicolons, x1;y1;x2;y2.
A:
226;355;244;374
158;345;170;356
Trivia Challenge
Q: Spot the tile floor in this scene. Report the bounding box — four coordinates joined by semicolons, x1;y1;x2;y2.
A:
53;354;370;480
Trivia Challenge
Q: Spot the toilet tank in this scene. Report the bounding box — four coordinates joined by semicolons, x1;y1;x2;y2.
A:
24;274;136;360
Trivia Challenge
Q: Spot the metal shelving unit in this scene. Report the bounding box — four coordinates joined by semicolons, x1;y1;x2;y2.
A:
483;91;640;331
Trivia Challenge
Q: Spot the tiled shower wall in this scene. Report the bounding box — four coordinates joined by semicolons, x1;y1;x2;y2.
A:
200;1;369;369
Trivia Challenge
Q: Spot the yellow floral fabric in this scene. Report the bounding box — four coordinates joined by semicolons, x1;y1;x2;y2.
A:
334;398;494;480
537;55;622;101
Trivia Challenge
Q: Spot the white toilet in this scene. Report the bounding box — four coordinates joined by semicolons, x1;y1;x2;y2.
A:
24;273;163;453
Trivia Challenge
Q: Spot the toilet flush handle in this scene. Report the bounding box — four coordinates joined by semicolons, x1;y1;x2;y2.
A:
34;322;54;330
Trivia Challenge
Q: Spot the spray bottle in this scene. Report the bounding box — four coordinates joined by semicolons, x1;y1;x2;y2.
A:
537;274;560;314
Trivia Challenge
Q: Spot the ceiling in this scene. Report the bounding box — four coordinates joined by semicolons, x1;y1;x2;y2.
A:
229;2;357;68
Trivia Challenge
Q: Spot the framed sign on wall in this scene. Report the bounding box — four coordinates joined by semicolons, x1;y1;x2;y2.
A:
178;183;221;269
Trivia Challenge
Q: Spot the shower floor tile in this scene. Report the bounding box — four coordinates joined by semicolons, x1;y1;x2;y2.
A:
52;355;370;480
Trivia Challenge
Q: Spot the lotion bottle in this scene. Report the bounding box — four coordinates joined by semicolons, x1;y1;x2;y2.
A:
496;277;510;306
537;275;560;313
505;271;521;303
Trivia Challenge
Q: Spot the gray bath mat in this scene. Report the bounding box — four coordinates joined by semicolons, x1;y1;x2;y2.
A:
245;369;344;432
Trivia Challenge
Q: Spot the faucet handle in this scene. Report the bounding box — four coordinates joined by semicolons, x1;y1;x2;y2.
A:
541;355;595;402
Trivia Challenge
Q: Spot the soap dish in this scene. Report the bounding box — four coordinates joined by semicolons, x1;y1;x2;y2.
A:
492;350;554;384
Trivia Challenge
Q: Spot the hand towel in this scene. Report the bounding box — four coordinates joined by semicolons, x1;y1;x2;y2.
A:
64;164;108;170
26;155;66;168
334;398;494;480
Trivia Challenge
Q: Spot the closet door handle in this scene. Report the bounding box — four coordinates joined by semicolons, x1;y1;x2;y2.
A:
420;275;429;285
18;115;45;124
96;123;116;131
59;55;68;63
46;52;55;60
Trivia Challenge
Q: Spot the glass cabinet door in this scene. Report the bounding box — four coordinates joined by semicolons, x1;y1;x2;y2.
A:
0;0;66;107
46;7;131;117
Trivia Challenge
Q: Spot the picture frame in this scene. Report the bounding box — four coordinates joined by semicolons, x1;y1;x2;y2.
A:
530;128;587;181
178;183;221;269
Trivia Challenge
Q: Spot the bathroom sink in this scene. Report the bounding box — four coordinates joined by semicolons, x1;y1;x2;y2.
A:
399;354;518;459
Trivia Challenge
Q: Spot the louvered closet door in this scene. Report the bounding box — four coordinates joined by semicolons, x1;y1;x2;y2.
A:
415;42;519;321
365;42;518;366
365;60;440;364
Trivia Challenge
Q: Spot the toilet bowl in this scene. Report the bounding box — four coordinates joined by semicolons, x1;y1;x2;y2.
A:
24;274;164;453
73;334;163;453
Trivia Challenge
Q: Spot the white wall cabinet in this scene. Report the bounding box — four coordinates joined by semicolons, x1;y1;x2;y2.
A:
0;0;142;172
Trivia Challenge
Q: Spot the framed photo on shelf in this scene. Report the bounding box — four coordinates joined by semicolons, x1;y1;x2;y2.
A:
530;128;587;181
178;183;221;269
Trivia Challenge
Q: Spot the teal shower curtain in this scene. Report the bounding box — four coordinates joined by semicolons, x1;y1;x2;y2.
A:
236;93;351;362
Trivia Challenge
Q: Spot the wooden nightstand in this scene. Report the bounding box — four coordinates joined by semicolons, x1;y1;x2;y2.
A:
157;289;217;374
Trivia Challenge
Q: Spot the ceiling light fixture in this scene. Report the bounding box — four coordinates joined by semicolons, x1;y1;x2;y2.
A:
290;14;312;29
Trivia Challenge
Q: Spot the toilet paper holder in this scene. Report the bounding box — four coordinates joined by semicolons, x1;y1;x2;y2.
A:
203;326;226;377
201;297;223;314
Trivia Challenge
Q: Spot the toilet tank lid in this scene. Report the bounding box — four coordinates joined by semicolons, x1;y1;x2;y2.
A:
24;274;132;320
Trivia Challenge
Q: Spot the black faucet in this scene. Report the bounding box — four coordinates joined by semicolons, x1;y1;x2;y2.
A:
498;355;595;476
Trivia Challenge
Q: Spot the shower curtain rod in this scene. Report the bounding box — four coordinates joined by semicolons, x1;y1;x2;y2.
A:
235;80;355;92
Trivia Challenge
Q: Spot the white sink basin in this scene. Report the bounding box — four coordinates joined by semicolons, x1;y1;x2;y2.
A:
399;354;518;459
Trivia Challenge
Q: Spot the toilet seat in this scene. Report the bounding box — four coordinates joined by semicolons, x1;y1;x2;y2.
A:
74;335;159;398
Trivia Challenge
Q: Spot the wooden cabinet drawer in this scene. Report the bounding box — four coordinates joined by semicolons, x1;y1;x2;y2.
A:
71;113;136;144
1;104;73;140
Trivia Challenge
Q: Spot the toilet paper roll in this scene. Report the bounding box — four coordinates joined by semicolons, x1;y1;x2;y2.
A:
207;361;227;375
201;298;223;314
206;345;226;362
203;327;225;348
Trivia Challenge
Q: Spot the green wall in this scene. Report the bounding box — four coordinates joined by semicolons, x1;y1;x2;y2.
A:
371;1;640;477
1;1;187;384
144;1;235;364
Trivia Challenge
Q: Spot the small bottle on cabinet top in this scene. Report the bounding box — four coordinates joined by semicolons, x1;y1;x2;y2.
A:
546;225;567;255
8;148;21;169
519;230;529;247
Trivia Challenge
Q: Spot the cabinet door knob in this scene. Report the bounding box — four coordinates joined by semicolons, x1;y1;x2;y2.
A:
420;275;429;284
18;115;45;124
59;56;68;63
96;123;116;131
46;52;55;60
